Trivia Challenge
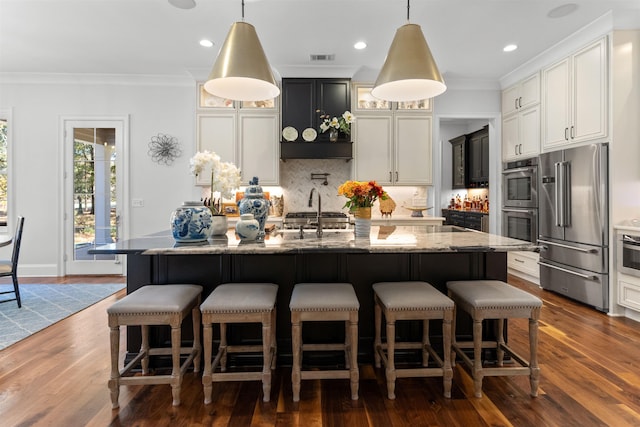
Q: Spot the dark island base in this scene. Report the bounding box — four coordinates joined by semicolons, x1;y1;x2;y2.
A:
124;251;507;368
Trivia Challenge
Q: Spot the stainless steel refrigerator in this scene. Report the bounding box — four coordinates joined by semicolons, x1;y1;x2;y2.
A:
538;143;609;312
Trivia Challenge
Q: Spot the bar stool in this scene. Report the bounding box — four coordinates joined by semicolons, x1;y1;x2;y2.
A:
107;284;202;408
446;280;542;398
200;283;278;404
373;281;454;399
289;282;360;402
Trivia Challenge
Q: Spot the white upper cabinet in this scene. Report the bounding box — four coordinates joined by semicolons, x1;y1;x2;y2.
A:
352;84;433;185
542;37;608;149
502;72;541;161
196;83;280;186
501;73;540;117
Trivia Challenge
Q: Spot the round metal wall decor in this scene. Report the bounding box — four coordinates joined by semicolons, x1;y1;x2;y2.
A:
148;133;182;165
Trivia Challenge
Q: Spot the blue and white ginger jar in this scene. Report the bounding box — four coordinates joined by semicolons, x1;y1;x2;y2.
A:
238;176;269;241
235;214;260;241
170;201;213;242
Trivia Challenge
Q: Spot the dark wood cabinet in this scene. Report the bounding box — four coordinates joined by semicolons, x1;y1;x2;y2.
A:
450;125;489;189
450;135;467;189
281;78;351;142
442;209;488;231
468;125;489;187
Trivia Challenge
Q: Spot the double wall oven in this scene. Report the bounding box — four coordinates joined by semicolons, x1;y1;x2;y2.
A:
502;157;538;243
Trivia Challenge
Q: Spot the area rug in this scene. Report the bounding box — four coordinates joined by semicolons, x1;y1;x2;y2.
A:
0;283;125;350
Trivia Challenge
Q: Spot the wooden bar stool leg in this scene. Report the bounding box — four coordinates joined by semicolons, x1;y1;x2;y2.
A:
422;319;430;367
170;318;182;406
385;316;396;400
450;304;457;367
472;317;483;398
497;318;505;366
344;320;351;369
108;324;120;409
442;310;453;398
292;312;302;402
349;311;359;400
141;325;150;374
529;308;541;397
261;311;272;402
192;304;201;373
220;322;228;372
374;299;382;368
202;322;213;404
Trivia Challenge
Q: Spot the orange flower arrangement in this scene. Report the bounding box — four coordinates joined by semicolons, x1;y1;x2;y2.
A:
337;180;388;210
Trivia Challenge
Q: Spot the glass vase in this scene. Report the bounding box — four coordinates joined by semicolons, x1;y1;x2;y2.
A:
329;128;338;142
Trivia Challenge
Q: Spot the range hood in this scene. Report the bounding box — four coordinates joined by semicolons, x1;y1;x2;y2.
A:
280;141;352;161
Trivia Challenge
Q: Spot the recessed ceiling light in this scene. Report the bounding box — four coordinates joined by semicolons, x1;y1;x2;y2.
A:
200;39;214;48
503;44;518;52
547;3;579;19
354;41;367;50
168;0;196;10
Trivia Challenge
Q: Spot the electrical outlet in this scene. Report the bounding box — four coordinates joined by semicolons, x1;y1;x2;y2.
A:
132;199;144;207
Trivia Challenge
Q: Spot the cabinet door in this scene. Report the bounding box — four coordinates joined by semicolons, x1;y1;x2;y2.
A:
542;58;571;149
196;114;237;185
281;79;315;141
395;115;432;185
519;106;540;158
450;136;466;188
239;114;279;185
519;73;540;110
572;38;607;143
468;127;489;184
502;113;520;160
501;84;520;116
353;116;393;184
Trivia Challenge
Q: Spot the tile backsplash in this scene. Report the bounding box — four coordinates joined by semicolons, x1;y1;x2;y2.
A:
272;159;431;217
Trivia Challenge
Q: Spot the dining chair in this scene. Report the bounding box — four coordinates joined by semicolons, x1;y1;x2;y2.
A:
0;216;25;308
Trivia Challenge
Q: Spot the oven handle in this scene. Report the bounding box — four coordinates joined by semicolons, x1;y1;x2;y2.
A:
622;242;640;252
538;238;597;254
502;208;535;214
538;261;598;280
502;167;536;175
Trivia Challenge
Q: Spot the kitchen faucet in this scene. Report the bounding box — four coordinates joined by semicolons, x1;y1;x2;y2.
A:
308;188;323;237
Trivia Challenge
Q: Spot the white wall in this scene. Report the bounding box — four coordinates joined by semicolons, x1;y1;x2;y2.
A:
0;76;198;275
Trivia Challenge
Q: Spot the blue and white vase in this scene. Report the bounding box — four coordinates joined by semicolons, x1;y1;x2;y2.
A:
170;201;213;242
238;176;269;241
235;213;260;241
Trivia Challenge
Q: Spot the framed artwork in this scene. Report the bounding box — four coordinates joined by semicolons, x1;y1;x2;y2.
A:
222;202;239;216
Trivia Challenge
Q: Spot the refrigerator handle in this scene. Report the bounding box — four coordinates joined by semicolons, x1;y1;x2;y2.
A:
538;261;598;281
563;161;571;227
555;162;563;226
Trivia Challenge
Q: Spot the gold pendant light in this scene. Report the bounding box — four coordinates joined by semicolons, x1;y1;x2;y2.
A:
371;0;446;102
204;0;280;101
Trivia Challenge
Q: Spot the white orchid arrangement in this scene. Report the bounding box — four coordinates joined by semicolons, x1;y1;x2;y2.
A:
189;150;242;215
319;110;354;136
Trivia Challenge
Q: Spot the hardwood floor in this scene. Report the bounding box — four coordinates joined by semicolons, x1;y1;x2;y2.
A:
1;275;640;426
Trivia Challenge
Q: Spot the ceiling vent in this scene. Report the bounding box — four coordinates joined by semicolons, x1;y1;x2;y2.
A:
310;54;335;62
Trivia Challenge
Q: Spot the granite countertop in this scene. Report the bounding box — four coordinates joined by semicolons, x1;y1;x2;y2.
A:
91;225;537;255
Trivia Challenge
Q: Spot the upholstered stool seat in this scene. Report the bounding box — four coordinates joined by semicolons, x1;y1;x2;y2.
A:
446;280;542;398
200;283;278;404
373;281;455;399
289;282;360;402
107;284;202;408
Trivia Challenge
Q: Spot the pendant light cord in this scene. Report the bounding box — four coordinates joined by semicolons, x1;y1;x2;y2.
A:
241;0;245;21
406;0;410;22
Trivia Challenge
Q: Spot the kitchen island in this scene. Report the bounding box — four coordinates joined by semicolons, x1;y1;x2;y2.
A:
93;225;536;365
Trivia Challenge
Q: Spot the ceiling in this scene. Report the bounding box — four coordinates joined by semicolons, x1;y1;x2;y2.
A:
1;0;639;88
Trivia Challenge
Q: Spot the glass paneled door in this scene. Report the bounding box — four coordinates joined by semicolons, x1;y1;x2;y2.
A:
64;119;125;275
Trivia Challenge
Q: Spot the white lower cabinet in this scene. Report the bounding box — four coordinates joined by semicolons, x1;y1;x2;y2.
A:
508;250;540;280
618;273;640;312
